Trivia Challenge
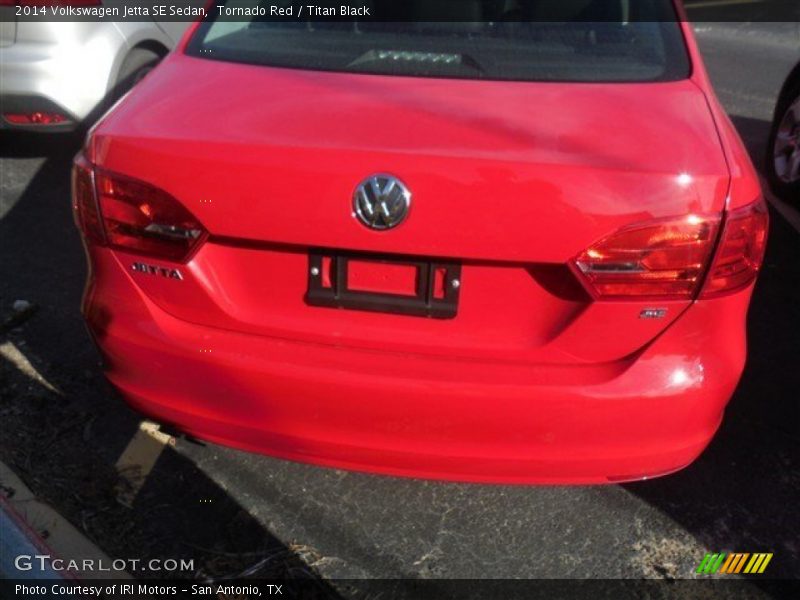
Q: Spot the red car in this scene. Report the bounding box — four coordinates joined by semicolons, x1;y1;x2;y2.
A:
72;2;768;484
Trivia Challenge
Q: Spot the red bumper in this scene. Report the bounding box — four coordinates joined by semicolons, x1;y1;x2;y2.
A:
84;249;751;484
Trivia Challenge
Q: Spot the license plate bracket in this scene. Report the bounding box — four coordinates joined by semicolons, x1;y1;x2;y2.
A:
306;250;461;319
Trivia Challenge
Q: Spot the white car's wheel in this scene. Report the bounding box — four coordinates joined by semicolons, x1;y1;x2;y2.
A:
116;48;163;96
83;48;164;129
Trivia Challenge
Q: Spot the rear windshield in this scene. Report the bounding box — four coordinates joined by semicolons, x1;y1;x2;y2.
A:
186;1;690;83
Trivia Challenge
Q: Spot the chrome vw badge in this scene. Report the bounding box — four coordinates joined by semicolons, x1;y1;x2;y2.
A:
352;174;411;230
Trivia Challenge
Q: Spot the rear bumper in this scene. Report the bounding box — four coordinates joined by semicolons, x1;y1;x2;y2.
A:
85;248;751;484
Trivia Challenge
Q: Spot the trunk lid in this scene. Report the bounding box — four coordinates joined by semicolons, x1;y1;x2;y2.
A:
91;56;730;363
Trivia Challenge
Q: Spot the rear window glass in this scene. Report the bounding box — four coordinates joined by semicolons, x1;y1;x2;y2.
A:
186;1;690;83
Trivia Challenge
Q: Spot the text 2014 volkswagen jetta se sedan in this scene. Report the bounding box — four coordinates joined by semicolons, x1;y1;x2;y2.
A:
72;1;768;484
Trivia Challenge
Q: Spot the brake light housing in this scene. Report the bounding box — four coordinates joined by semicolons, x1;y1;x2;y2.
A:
71;154;206;263
574;200;768;301
72;153;104;244
700;199;769;298
574;214;721;300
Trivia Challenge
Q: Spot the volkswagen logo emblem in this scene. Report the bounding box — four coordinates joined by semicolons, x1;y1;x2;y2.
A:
353;174;411;230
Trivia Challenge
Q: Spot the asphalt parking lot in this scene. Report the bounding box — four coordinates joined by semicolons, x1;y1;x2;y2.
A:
0;20;798;597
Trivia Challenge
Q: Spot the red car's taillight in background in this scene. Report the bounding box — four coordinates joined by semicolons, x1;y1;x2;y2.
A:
700;199;769;298
574;199;768;301
574;214;721;300
72;154;206;263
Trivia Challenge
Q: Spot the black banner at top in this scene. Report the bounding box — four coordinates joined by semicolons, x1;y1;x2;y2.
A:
3;0;800;23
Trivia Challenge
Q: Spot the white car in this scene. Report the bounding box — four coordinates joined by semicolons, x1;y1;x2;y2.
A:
0;17;188;131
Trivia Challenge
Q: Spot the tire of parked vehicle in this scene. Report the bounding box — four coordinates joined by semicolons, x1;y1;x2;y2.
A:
116;47;164;97
81;47;164;132
766;77;800;200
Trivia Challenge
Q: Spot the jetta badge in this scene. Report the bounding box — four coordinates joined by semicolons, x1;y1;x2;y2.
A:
353;174;411;230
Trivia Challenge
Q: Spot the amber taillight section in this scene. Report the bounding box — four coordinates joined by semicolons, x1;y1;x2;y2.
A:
700;199;769;298
71;154;206;263
574;214;721;300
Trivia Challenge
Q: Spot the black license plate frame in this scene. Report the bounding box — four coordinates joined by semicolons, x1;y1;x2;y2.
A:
305;250;461;319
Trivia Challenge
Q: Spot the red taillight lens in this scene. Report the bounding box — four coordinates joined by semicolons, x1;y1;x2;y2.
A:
72;154;105;244
574;215;721;300
71;155;206;263
700;199;768;298
4;112;69;125
95;170;206;262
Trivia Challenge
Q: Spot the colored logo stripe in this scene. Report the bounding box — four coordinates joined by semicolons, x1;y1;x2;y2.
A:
745;553;773;574
729;553;749;574
697;553;726;574
698;553;773;574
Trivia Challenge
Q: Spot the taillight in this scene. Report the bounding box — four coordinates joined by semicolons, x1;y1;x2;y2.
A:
71;154;206;263
700;199;768;298
72;153;105;244
574;200;769;301
3;112;70;125
574;215;721;300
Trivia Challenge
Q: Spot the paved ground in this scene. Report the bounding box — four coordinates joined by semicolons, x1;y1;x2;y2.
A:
0;21;798;595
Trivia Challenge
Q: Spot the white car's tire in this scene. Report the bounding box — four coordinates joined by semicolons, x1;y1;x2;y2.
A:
116;48;163;96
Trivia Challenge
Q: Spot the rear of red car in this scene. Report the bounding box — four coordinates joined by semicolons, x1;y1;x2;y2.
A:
72;2;768;483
